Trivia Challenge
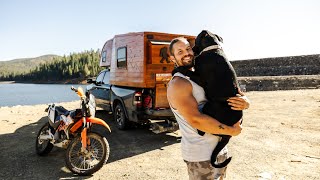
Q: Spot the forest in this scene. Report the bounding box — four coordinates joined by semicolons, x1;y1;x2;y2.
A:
0;49;104;83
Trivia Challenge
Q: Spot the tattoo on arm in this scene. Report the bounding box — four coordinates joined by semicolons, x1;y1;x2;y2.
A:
219;124;225;130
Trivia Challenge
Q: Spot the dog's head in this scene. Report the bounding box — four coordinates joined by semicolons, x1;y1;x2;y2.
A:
192;30;223;56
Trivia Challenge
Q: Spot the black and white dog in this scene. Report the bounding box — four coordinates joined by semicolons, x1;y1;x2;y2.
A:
172;30;243;168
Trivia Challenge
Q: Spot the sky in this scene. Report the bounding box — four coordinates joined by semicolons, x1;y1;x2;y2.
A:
1;0;320;61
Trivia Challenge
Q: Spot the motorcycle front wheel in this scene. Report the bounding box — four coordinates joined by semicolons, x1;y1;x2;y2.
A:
35;122;54;156
65;132;109;176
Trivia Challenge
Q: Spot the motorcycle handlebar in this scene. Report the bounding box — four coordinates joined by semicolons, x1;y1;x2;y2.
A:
71;86;85;98
71;86;78;92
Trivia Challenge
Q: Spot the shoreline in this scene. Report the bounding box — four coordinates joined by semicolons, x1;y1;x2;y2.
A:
0;100;79;109
0;81;15;84
0;78;88;84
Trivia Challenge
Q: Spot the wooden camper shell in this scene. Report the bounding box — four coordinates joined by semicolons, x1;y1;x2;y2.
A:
99;31;195;88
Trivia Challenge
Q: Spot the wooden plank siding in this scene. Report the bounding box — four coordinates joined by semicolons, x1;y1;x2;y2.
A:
109;32;145;87
144;32;195;88
142;32;195;107
100;31;195;108
99;39;113;67
106;31;195;88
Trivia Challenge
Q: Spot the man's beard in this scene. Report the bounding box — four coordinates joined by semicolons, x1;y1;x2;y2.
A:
180;55;194;69
175;60;194;69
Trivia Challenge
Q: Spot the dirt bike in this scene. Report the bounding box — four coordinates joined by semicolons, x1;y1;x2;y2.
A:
35;86;111;175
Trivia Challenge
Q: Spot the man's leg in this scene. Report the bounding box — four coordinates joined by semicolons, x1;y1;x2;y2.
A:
185;147;229;180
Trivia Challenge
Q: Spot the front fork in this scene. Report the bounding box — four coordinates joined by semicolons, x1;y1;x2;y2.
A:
80;117;91;151
73;117;111;151
81;127;88;149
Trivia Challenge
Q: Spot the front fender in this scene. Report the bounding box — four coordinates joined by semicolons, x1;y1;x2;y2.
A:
87;117;111;133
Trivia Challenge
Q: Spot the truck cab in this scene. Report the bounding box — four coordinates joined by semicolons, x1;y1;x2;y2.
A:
86;69;112;112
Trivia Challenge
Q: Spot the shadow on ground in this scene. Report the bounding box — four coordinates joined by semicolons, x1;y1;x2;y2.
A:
0;110;180;179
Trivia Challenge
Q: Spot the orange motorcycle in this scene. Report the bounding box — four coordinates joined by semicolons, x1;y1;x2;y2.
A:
36;86;111;175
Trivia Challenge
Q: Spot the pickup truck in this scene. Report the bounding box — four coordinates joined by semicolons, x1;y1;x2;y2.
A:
87;69;177;133
86;32;195;133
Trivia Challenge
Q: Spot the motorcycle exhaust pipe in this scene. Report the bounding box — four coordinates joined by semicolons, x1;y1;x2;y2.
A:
54;140;70;149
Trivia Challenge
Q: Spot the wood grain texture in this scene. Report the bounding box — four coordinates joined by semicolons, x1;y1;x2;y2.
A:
109;32;145;87
100;39;113;67
103;32;195;88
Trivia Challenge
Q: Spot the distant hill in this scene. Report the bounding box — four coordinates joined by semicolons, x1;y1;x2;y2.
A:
0;55;60;76
0;50;103;83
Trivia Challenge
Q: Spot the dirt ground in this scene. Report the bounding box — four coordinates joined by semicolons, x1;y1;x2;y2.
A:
0;89;319;180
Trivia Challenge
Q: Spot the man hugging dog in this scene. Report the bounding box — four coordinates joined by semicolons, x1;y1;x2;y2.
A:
172;30;244;168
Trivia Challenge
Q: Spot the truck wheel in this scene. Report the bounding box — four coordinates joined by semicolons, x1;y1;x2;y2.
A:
114;104;129;130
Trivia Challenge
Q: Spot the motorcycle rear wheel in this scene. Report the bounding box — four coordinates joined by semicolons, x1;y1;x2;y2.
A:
35;122;54;156
65;132;109;176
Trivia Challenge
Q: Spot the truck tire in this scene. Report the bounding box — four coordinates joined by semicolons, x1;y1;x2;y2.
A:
114;103;129;130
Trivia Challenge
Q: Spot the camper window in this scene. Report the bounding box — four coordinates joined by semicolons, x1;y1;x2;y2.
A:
102;50;107;62
117;47;127;68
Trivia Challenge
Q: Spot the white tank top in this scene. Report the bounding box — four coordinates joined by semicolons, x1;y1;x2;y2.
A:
168;72;221;162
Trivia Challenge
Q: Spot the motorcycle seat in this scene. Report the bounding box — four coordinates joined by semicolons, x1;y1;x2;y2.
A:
55;106;70;116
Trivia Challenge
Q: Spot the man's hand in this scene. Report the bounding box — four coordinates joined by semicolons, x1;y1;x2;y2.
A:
227;89;250;111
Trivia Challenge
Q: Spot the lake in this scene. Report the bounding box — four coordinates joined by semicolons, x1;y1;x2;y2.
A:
0;83;87;107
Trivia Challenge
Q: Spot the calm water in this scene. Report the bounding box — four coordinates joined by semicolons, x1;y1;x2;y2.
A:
0;83;87;107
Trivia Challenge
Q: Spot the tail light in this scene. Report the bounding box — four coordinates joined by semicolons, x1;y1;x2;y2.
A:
143;95;152;108
133;92;142;108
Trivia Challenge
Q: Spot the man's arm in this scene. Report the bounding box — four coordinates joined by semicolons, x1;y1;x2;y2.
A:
167;77;241;136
